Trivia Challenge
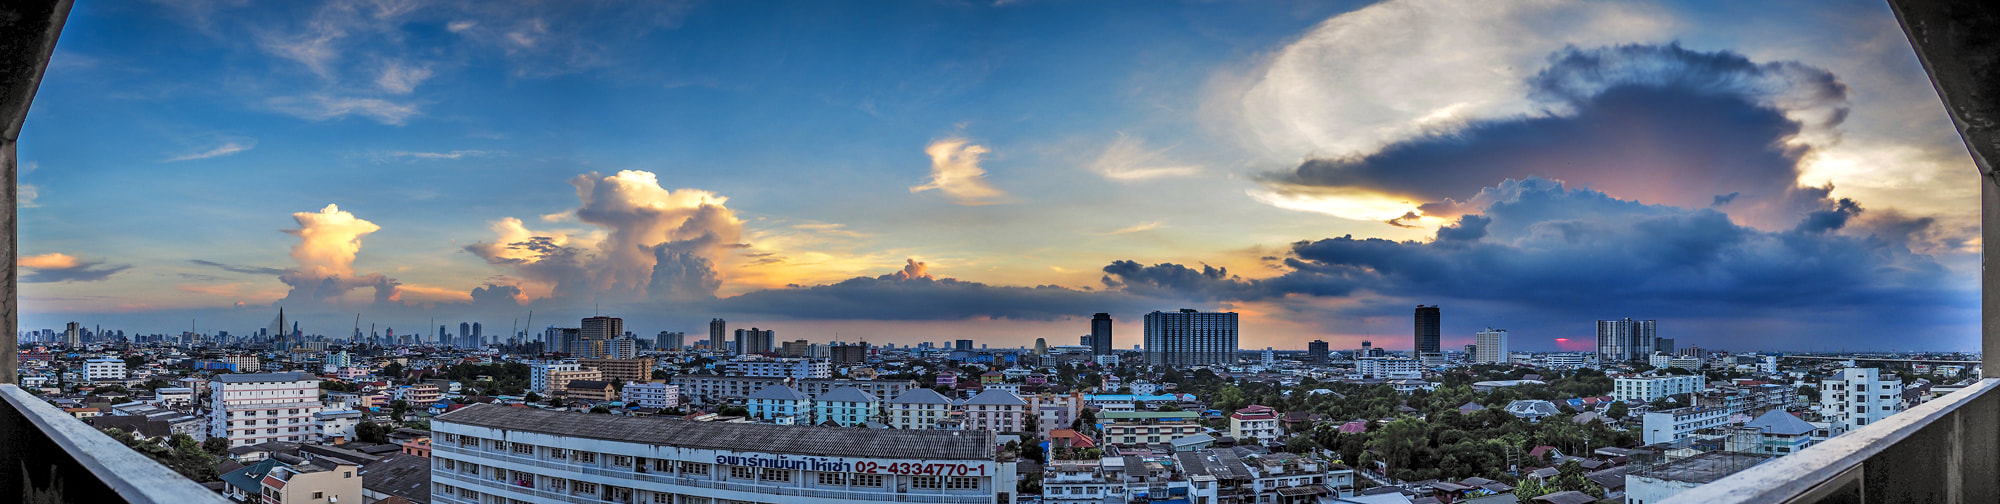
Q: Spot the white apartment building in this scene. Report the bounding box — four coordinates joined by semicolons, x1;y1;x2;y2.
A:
963;390;1028;433
620;382;680;409
210;372;324;447
888;388;955;430
813;387;879;427
1542;353;1592;369
154;387;195;408
531;361;581;395
1355;357;1420;378
1228;405;1281;441
1641;406;1733;445
315;409;364;443
1474;328;1508;364
727;359;833;379
1818;367;1906;437
1614;375;1704;403
431;404;1014;504
85;358;127;381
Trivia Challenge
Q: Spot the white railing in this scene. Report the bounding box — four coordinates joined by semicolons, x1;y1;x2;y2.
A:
434;443;996;504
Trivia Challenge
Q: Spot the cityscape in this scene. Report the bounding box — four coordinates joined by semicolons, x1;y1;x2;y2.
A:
3;1;1997;504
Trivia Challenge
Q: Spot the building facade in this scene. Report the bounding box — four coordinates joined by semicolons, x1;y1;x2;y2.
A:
887;388;954;430
1818;367;1906;437
210;372;324;447
85;358;127;381
962;390;1028;433
622;382;681;410
1596;318;1659;363
431;404;1013;504
1090;313;1113;356
1142;309;1238;367
1414;305;1441;354
1614;375;1704;403
581;358;656;384
671;376;917;404
813;387;879;427
726;359;833;379
1474;328;1509;364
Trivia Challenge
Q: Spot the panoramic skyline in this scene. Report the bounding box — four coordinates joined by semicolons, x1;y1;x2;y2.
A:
14;0;1980;352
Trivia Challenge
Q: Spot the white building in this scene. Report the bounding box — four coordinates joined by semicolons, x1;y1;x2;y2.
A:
1355;357;1419;378
85;358;127;381
746;384;812;425
1228;405;1281;441
531;361;581;395
728;359;834;379
962;390;1029;433
1614;375;1704;403
432;403;1015;504
210;372;323;447
154;387;195;408
315;409;364;443
1474;328;1508;364
1640;406;1732;445
887;388;953;430
620;382;680;410
813;387;879;427
1818;367;1906;437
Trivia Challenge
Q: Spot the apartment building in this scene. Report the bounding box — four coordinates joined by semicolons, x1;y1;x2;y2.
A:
1100;411;1203;447
580;358;655;384
963;390;1028;433
670;375;917;404
886;388;954;430
545;369;603;398
746;384;813;425
430;404;1013;504
210;372;324;447
620;382;680;409
259;460;362;504
813;387;879;427
726;359;833;379
85;358;127;381
1614;375;1704;403
1229;405;1282;441
531;361;581;395
1819;367;1906;437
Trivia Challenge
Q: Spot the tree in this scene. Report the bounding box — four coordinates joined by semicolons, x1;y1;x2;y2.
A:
1605;402;1630;420
525;392;542;403
391;400;411;422
203;436;230;456
382;362;406;381
123;354;148;370
355;421;390;444
1798;385;1821;403
651;370;670;380
1075;408;1097;433
589;406;611;414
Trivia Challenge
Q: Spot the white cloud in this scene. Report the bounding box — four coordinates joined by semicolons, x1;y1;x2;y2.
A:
911;138;1006;204
165;140;257;162
1220;0;1676;162
21;161;37;172
373;150;489;161
1104;221;1165;235
269;95;421;125
18;184;38;208
1088;133;1201;181
447;20;477;33
376;60;435;94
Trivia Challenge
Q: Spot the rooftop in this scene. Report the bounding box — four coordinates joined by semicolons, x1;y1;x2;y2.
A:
215;372;312;384
436;403;996;460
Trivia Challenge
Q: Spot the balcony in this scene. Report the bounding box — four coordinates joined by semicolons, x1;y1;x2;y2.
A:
1;384;228;503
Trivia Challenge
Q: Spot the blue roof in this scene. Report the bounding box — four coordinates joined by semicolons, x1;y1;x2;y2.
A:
220;458;285;492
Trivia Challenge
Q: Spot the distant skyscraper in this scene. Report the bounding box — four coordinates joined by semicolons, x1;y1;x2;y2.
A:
1475;327;1509;364
734;327;774;355
709;318;726;351
459;322;472;348
1414;305;1441;354
472;322;483;346
1090;313;1113;356
658;331;685;350
1596;318;1658;362
581;316;624;358
1308;340;1329;364
65;321;80;347
1143;309;1238;367
1034;338;1047;356
955;340;974;351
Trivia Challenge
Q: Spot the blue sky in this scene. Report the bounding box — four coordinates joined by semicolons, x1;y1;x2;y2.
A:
16;0;1981;353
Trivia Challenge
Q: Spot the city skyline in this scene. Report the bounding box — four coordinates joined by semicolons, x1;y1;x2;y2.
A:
13;0;1983;352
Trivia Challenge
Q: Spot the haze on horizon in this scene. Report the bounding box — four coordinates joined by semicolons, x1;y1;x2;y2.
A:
14;0;1981;353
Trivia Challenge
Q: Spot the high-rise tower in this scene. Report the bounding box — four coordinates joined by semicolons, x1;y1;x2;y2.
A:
1143;309;1238;367
1414;305;1441;354
1090;313;1113;356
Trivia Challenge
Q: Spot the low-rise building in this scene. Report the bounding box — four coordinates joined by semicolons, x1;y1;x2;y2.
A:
963;389;1028;433
746;384;813;425
727;358;833;379
581;358;656;384
260;460;362;504
315;410;364;444
1100;411;1203;447
886;388;953;430
1229;405;1282;442
814;386;879;427
564;380;617;402
1614;375;1704;403
620;381;680;409
86;358;127;381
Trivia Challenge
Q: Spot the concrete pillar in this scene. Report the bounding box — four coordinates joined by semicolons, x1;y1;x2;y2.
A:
0;1;77;385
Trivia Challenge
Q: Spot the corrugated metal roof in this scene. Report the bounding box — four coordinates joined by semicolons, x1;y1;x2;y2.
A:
436;403;995;460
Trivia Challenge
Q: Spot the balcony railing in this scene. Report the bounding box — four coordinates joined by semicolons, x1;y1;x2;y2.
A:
1662;378;1999;503
0;384;230;503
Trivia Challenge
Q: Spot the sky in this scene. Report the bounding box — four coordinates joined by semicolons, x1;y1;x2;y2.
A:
15;0;1981;353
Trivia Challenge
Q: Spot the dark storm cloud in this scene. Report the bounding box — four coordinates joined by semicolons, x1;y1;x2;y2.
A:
469;283;524;308
190;259;288;276
1111;178;1965;318
1267;44;1848;225
21;261;130;283
714;268;1135;321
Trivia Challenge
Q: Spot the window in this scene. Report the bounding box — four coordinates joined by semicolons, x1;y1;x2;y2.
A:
912;476;943;489
947;477;979;490
681;462;710;476
313;492;323;499
549;448;568;460
574;481;598;494
760;469;792;482
653;492;673;504
513;443;533;455
654;459;674;472
576;451;597;463
614;455;633;467
730;466;755;479
818;473;847;486
549;479;567;493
